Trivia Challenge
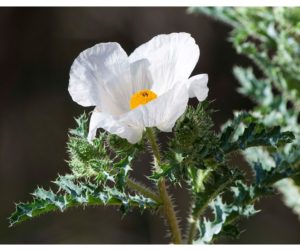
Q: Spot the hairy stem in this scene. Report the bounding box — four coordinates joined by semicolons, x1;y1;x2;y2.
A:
145;128;183;244
126;177;161;203
145;128;162;164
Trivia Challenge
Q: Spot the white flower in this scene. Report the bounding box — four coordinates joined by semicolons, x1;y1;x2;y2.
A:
68;32;209;144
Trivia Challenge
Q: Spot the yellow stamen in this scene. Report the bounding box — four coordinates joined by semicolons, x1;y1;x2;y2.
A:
130;89;157;110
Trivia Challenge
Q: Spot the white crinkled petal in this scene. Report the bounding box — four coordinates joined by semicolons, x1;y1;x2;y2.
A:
69;42;132;115
129;33;200;95
88;108;144;144
120;82;189;132
186;74;209;101
130;59;154;93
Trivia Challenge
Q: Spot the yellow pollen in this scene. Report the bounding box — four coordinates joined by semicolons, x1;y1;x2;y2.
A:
130;89;157;110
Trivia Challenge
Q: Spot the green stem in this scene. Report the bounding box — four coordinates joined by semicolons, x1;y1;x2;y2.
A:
158;178;182;244
145;128;183;244
145;128;162;164
126;177;161;203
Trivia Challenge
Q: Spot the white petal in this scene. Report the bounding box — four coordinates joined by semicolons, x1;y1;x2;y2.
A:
69;42;132;115
186;74;209;101
120;82;189;132
88;108;144;144
130;59;154;93
129;33;199;95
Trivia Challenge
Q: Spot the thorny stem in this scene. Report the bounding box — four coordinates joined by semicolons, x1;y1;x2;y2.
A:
145;128;183;244
126;177;161;203
145;128;162;164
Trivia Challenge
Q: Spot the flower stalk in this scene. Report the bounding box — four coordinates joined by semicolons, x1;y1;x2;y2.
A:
145;128;183;244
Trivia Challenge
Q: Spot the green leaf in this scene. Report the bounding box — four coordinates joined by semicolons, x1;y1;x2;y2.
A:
9;175;159;227
195;192;258;244
69;112;89;138
220;112;295;153
115;155;134;192
191;165;239;217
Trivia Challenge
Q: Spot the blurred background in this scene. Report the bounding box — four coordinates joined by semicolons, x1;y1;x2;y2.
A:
0;7;300;244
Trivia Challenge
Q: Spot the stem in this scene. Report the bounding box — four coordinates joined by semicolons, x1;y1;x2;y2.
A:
145;128;162;164
158;178;182;244
187;213;198;244
145;128;183;244
126;177;161;203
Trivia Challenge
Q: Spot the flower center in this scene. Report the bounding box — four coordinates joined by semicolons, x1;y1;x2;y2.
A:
130;89;157;110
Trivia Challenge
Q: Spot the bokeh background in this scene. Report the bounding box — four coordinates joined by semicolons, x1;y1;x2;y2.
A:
1;7;300;244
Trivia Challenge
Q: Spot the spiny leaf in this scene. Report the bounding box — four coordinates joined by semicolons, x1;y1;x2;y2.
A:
191;165;240;217
115;155;134;192
220;112;295;153
9;175;159;227
195;193;258;244
69;112;89;138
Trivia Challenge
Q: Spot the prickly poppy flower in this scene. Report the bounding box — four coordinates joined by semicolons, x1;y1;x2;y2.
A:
68;33;209;143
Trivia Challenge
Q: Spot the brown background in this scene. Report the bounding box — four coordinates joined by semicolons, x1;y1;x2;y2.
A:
0;7;300;244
